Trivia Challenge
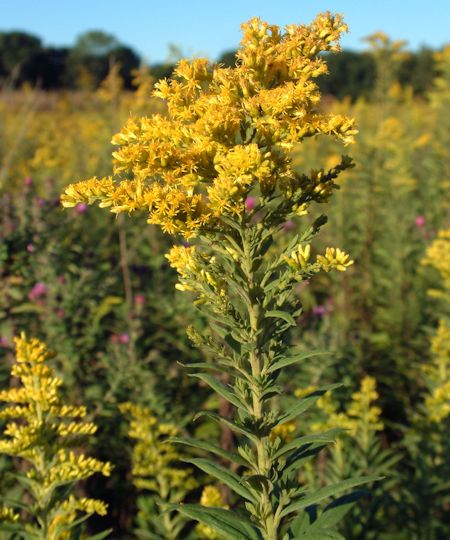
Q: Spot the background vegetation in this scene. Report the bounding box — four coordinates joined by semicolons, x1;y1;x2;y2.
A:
0;27;449;539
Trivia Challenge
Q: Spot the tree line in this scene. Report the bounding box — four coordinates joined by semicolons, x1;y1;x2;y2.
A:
0;29;441;98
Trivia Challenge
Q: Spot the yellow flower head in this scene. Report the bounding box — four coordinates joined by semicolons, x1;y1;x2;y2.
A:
0;334;110;534
270;420;296;443
61;13;356;238
197;486;228;539
317;247;354;272
120;403;197;494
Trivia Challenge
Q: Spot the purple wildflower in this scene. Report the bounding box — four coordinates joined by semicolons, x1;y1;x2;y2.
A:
28;282;47;301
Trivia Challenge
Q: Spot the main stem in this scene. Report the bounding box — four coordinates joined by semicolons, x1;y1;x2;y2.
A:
240;225;279;540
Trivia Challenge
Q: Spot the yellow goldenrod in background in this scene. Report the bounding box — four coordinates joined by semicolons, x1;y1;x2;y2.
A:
310;376;384;437
121;403;197;539
196;486;228;539
0;333;111;539
421;229;450;423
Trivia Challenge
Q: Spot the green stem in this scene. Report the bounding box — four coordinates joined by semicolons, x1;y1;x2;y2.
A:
240;225;279;539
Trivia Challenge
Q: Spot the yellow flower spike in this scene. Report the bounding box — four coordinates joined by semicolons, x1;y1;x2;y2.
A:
197;486;229;539
287;244;311;269
62;13;355;239
121;403;198;535
317;247;354;272
0;506;20;523
308;377;383;436
270;420;296;443
0;334;110;536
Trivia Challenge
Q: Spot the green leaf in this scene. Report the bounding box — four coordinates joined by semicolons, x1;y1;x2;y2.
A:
191;373;248;411
266;310;296;326
314;490;369;529
279;385;341;424
167;504;261;540
296;529;345;539
184;458;257;502
267;350;331;373
194;411;257;442
279;476;375;518
282;443;329;476
0;523;39;538
169;436;249;466
299;214;328;242
273;429;343;460
85;529;113;540
224;333;242;355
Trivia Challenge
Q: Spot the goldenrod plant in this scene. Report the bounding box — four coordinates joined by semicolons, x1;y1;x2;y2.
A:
0;333;111;539
400;230;450;538
301;377;399;539
121;403;198;539
62;13;374;538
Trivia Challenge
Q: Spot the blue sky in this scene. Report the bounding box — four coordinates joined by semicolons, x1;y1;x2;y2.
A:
1;1;449;63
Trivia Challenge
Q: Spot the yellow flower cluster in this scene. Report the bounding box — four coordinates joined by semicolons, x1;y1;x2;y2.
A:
423;229;450;296
47;496;108;540
270;420;297;443
317;247;354;272
165;245;199;291
165;244;225;295
61;13;356;238
0;506;20;523
421;229;450;422
120;403;197;495
309;377;383;436
196;486;228;540
0;333;111;530
286;245;353;273
425;381;450;422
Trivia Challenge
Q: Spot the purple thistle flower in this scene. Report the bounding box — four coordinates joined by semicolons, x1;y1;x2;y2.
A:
118;333;130;344
282;220;295;231
415;215;426;228
28;282;47;301
312;305;327;317
134;294;145;306
75;203;88;214
245;197;256;211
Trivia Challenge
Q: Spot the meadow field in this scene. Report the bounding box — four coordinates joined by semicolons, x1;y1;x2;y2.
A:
0;15;449;540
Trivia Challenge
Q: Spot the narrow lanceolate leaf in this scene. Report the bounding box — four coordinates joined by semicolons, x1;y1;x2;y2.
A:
279;476;376;518
169;436;249;467
85;530;113;540
0;523;39;539
294;530;345;539
313;490;369;529
194;411;257;442
273;429;343;460
184;458;257;503
279;384;342;424
267;350;331;373
265;310;296;326
167;504;261;540
191;373;248;411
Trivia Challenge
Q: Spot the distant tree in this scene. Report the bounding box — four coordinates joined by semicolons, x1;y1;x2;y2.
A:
66;30;140;88
149;62;176;81
319;50;376;100
0;31;42;84
109;46;141;87
217;49;238;67
399;47;437;95
21;47;69;89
